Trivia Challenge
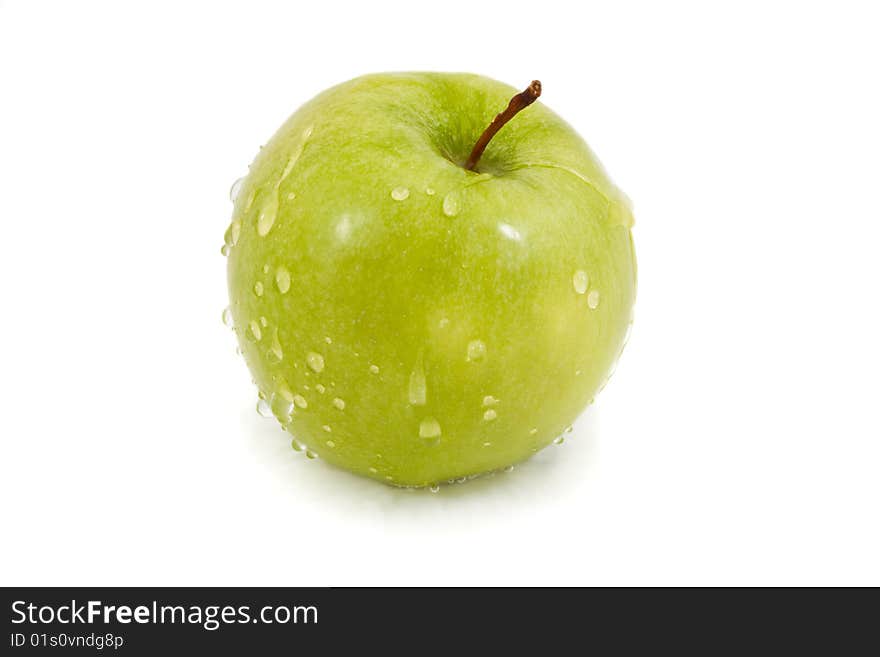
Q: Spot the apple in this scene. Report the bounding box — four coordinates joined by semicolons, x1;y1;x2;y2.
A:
223;73;636;487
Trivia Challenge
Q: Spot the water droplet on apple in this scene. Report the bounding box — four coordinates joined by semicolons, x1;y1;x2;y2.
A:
316;384;326;394
274;266;291;294
324;336;332;344
271;394;293;422
419;417;441;442
368;467;378;474
483;441;492;447
267;329;283;363
293;394;308;409
306;352;325;373
291;438;304;452
230;177;245;202
390;186;410;201
482;395;498;407
529;428;538;435
503;465;514;473
587;289;600;309
287;192;296;200
498;223;522;242
306;449;317;459
256;398;272;418
277;384;295;403
322;426;332;433
408;350;426;406
573;270;588;294
260;316;268;327
466;339;486;362
564;425;573;434
429;484;440;493
220;244;230;256
553;436;565;445
263;264;270;274
483;409;497;421
325;440;335;449
222;307;233;328
332;397;346;410
257;192;278;236
425;187;436;196
253;281;264;297
246;320;262;342
244;188;256;212
438;317;450;329
369;364;380;374
442;191;461;217
224;220;241;249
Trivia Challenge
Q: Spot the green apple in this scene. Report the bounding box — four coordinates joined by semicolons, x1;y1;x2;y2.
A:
224;72;636;487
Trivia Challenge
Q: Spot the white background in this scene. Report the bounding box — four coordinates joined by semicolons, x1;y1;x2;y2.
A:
1;0;878;586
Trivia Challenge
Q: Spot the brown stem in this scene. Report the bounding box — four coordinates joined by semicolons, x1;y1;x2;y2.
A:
464;80;542;171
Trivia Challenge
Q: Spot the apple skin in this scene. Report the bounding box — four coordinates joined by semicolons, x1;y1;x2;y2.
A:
225;72;635;487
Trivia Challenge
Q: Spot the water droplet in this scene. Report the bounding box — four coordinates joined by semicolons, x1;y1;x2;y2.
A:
293;394;308;409
306;449;317;459
425;187;436;196
483;409;497;421
244;188;256;212
503;465;514;473
290;438;304;452
429;484;440;493
529;428;538;435
564;425;573;434
287;192;297;200
279;154;298;184
256;398;272;417
482;395;499;407
267;328;283;363
316;383;326;394
442;191;461;217
253;281;264;297
220;244;230;256
554;436;565;445
438;317;450;328
224;220;241;249
221;307;233;328
391;186;410;201
260;316;268;327
322;426;332;433
263;264;270;274
587;289;600;309
498;223;522;241
408;350;426;406
229;177;244;202
573;269;589;294
324;336;332;344
332;397;346;410
271;394;293;422
466;339;486;362
246;319;262;342
275;266;291;294
419;417;442;442
306;352;325;373
277;384;295;403
483;441;492;447
368;467;378;474
575;369;582;376
369;364;380;374
257;192;278;236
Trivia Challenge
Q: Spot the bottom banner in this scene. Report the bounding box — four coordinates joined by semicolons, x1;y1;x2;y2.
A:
1;587;873;652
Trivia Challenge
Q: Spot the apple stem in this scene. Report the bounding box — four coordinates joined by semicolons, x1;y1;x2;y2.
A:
464;80;542;171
